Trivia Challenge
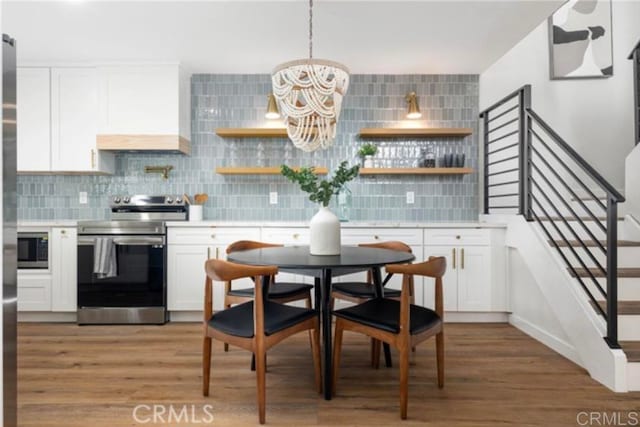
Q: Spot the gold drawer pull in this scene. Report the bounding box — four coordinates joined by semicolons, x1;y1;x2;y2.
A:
374;235;380;240
210;234;216;239
293;233;299;239
461;248;465;269
456;235;461;240
452;248;456;269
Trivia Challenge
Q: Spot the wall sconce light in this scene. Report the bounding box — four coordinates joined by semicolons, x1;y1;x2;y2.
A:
265;93;280;120
405;92;422;119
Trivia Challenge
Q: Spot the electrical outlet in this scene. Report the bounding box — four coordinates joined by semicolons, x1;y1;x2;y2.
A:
79;191;88;205
406;191;415;204
269;192;278;205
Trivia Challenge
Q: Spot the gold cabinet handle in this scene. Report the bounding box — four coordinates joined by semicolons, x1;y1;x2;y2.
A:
461;248;465;269
293;233;299;239
207;247;211;259
216;247;219;259
60;230;66;235
210;234;216;239
91;149;96;169
452;248;456;269
456;235;461;240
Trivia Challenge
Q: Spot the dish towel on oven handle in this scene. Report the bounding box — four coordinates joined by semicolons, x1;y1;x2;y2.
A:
93;237;118;279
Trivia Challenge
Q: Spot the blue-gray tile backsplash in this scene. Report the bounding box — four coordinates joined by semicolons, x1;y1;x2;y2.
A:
18;74;479;222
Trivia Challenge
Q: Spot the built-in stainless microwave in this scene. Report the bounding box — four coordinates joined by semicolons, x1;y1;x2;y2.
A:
17;232;49;269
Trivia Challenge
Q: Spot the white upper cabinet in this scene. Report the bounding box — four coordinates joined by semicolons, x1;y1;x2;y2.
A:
50;67;114;174
96;64;191;154
17;68;51;172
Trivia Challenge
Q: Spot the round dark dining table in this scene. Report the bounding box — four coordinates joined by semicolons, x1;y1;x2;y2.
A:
227;245;415;400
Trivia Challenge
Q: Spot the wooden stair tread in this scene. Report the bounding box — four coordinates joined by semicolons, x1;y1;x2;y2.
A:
620;341;640;362
551;240;640;247
569;268;640;278
591;301;640;315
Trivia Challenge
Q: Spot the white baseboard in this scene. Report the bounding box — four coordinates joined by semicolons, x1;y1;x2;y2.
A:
169;311;202;322
627;363;640;391
18;312;76;323
444;312;509;323
168;310;509;323
509;314;583;367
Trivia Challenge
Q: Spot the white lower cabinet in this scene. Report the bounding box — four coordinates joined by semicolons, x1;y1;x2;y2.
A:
17;273;52;311
18;226;78;312
167;227;260;311
50;227;78;311
424;229;494;311
165;225;507;316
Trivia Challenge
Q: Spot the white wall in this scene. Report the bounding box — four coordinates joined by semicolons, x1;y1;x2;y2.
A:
480;0;640;190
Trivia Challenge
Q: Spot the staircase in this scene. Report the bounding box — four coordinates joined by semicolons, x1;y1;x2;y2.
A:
480;84;640;391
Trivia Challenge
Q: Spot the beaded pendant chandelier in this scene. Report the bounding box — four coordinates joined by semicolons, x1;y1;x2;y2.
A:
271;0;350;152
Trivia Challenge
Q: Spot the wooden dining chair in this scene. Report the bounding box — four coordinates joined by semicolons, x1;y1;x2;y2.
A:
332;256;446;420
224;240;313;353
330;241;414;367
202;259;321;425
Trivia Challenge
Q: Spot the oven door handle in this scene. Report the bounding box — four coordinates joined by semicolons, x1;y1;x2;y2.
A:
78;236;166;246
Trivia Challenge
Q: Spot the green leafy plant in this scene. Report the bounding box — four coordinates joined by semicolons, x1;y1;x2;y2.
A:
281;161;359;207
358;143;377;158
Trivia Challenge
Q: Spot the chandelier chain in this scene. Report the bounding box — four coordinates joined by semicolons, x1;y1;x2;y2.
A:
309;0;313;59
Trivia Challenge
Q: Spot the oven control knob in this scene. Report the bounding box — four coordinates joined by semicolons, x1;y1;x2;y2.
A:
175;197;182;204
123;196;130;204
166;197;174;204
113;197;121;204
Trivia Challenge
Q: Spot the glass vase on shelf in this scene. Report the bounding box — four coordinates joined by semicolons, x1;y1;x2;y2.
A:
336;184;352;222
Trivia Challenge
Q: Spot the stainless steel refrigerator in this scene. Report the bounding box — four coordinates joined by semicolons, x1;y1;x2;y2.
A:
2;33;18;427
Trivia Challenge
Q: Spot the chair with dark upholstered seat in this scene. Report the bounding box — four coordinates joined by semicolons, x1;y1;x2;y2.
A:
202;259;321;425
223;240;313;353
332;256;446;420
330;241;414;367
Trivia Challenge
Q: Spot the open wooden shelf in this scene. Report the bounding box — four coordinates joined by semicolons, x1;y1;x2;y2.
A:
216;166;328;175
359;128;473;138
215;128;288;138
359;167;474;175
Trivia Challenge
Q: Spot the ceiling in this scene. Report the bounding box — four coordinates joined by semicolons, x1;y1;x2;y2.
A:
2;0;564;74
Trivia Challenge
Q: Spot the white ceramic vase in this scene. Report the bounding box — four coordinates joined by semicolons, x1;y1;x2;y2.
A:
309;206;341;255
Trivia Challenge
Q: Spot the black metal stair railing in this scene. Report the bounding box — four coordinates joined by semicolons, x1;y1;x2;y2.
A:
479;85;625;349
630;40;640;146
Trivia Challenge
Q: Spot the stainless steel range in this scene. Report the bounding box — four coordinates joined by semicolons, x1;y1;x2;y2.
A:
77;195;187;325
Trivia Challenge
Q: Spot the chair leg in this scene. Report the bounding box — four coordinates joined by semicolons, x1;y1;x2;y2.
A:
311;325;322;394
371;339;381;369
224;303;231;352
202;336;212;397
332;320;344;397
436;331;445;388
399;347;410;420
306;294;314;351
256;349;267;424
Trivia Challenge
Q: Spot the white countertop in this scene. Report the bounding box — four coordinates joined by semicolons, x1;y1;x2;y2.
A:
165;220;507;228
18;220;78;229
17;220;507;229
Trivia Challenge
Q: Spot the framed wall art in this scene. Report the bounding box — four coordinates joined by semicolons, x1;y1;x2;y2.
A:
549;0;613;79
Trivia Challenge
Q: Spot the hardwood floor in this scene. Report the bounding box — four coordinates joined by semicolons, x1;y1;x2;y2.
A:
17;322;640;426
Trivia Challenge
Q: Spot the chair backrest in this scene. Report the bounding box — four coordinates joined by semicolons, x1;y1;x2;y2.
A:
203;259;278;327
359;241;412;253
226;240;283;255
386;256;447;326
